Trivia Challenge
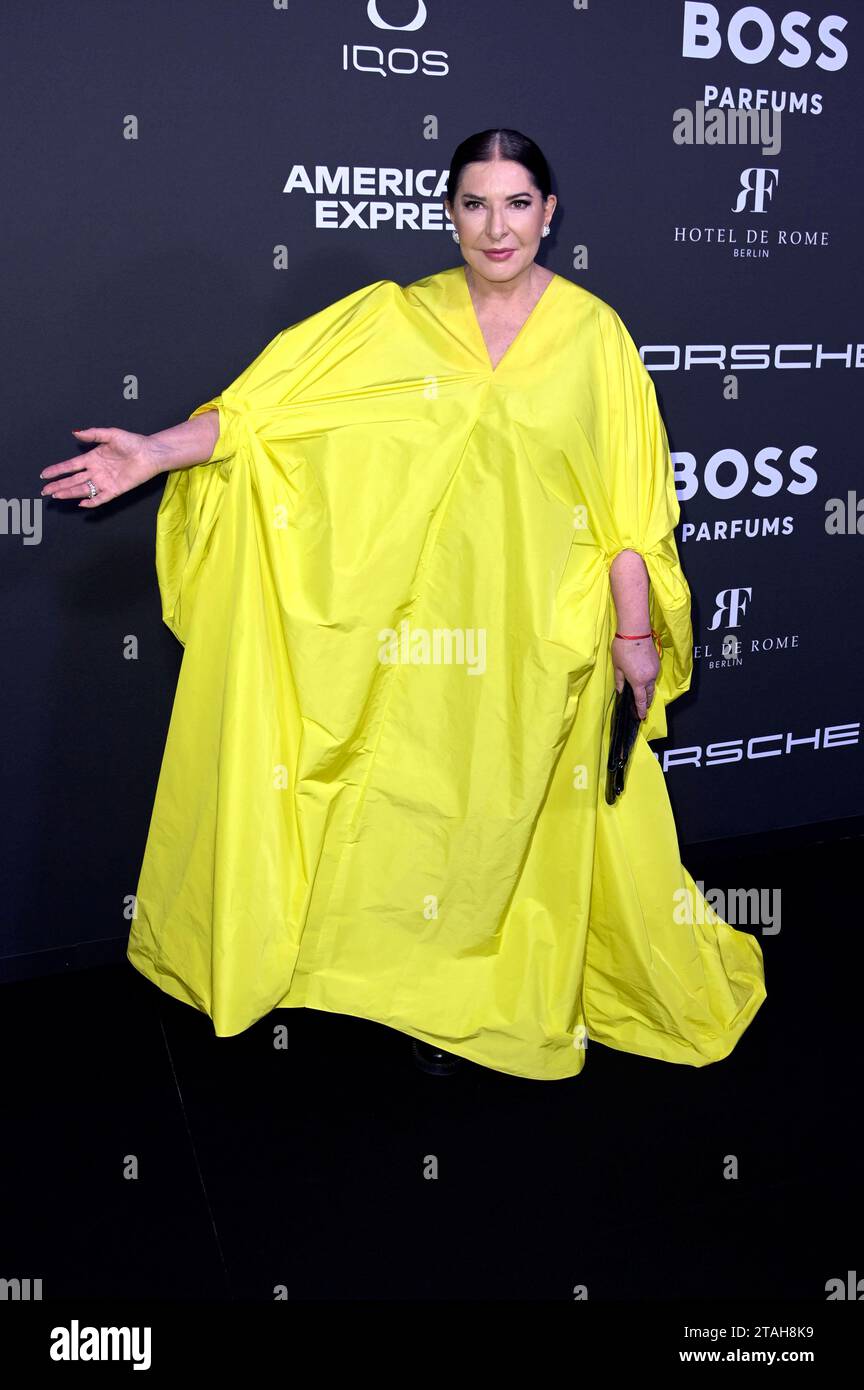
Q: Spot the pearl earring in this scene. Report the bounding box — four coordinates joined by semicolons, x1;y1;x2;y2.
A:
452;230;460;242
542;225;550;237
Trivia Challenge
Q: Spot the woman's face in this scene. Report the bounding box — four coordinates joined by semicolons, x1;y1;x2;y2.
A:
445;158;556;285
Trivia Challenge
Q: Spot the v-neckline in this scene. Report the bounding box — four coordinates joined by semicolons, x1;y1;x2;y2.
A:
458;263;559;375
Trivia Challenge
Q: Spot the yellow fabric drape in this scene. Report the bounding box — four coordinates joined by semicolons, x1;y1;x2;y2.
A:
127;266;766;1078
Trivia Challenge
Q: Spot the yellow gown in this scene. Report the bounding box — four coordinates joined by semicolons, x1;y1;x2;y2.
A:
127;264;766;1079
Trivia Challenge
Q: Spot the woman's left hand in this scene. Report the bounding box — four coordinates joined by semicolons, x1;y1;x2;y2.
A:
611;635;660;721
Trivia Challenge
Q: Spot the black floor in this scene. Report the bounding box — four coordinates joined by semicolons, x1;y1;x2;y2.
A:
1;834;860;1303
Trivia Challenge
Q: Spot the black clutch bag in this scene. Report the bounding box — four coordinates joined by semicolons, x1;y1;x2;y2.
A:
605;681;641;804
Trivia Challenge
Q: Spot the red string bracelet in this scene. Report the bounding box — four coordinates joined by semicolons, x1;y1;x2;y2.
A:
615;627;663;657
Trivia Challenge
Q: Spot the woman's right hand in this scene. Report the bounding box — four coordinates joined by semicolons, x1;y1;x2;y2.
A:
40;428;163;509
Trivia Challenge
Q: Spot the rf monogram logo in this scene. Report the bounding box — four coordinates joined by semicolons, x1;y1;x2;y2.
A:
709;588;752;630
733;168;780;213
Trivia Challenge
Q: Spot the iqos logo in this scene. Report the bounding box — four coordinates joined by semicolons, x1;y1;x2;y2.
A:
345;0;447;77
367;0;427;30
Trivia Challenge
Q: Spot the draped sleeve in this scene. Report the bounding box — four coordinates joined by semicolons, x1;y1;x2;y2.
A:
595;303;693;742
154;279;394;645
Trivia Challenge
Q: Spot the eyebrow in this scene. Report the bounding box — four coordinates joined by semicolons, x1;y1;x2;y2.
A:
459;190;535;200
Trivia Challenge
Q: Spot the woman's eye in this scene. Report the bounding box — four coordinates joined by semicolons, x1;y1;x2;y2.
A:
463;199;531;210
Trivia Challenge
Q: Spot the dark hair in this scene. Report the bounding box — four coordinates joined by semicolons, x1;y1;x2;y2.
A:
446;128;553;206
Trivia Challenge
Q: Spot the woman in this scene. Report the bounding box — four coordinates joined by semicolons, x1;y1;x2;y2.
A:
39;128;766;1080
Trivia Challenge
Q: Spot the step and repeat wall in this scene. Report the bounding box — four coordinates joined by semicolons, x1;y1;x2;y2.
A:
3;1;862;972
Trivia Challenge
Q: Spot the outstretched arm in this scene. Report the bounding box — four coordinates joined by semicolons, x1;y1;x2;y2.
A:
40;410;220;508
144;410;220;476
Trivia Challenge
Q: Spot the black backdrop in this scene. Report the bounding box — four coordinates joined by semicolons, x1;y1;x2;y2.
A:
2;0;862;978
